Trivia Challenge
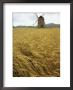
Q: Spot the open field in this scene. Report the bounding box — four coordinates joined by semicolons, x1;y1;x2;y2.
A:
13;27;60;77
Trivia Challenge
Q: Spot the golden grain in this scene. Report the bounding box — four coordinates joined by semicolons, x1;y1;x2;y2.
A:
13;27;60;77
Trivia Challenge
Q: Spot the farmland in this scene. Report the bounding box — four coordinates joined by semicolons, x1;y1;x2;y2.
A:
13;27;60;77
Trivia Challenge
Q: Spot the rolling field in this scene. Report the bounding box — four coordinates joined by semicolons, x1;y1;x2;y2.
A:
13;27;60;77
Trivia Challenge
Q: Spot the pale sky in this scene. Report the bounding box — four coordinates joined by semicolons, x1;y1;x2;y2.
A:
12;12;60;26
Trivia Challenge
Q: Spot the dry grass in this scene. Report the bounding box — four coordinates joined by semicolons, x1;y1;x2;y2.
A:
13;27;60;77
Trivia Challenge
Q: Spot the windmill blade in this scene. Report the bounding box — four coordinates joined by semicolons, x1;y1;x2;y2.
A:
33;13;38;18
33;20;38;26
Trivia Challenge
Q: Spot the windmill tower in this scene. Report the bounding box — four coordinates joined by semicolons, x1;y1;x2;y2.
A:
38;16;45;28
33;13;45;28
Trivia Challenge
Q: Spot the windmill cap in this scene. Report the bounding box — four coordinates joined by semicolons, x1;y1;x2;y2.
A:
39;16;43;18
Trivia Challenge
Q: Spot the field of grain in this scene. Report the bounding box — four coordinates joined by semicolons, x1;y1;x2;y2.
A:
13;27;60;77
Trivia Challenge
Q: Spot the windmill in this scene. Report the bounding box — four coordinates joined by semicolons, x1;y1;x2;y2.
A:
33;13;45;28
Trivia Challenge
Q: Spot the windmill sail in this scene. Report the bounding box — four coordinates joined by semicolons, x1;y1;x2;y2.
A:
33;13;45;28
33;20;38;26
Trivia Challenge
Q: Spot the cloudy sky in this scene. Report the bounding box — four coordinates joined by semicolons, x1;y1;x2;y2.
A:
12;12;60;26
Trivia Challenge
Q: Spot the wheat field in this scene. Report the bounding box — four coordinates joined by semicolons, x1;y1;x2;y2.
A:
13;27;60;77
